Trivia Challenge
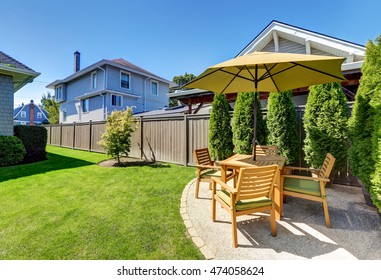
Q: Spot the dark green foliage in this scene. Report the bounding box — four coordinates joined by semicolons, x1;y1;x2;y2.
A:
232;92;266;154
303;82;348;170
266;90;299;165
14;125;47;163
0;136;26;166
209;93;234;160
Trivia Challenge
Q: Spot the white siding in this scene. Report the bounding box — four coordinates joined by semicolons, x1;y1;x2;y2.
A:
279;38;305;54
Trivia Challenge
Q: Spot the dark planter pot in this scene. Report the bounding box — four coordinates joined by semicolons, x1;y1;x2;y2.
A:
357;178;376;208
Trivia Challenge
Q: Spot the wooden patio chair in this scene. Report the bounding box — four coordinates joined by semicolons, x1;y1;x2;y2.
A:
281;153;336;228
211;165;278;248
193;148;234;199
253;145;278;157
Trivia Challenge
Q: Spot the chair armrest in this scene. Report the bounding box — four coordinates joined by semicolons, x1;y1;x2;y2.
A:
211;177;237;194
195;164;219;169
284;166;321;173
281;174;330;182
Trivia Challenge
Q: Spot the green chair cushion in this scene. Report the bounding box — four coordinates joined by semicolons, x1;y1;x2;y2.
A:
283;177;321;197
216;190;272;211
201;169;232;179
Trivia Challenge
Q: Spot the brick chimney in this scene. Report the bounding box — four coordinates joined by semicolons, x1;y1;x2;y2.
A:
74;51;80;73
29;99;35;125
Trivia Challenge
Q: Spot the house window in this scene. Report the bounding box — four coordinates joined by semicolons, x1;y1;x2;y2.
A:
37;112;42;119
55;85;62;100
91;71;97;89
82;99;90;113
21;111;26;118
111;95;122;107
151;81;158;96
121;72;130;89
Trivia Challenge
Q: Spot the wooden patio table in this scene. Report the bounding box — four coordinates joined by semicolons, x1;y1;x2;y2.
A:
217;154;286;220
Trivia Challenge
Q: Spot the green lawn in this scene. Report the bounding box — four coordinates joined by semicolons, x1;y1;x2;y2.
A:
0;146;203;260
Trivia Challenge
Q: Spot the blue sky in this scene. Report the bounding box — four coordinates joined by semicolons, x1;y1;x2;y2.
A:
2;0;380;107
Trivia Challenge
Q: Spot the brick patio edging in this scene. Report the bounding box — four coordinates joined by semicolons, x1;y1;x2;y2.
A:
180;178;215;260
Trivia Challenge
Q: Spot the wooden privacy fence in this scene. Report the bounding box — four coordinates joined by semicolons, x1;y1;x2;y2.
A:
44;104;358;186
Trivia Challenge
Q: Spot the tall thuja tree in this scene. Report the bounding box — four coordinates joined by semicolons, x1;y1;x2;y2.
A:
349;36;380;193
209;93;234;160
232;92;266;154
266;90;299;165
367;35;381;210
303;82;348;170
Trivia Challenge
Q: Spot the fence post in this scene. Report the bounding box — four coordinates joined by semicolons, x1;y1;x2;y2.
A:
184;114;188;166
140;117;144;159
49;125;52;145
59;124;62;147
72;122;76;149
89;120;92;152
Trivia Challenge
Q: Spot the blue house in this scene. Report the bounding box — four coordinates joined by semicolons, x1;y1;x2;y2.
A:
13;100;49;125
47;52;173;123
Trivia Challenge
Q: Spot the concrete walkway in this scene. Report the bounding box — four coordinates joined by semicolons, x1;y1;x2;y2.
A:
180;179;381;260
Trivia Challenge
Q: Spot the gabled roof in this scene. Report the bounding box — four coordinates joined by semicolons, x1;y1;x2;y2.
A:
0;51;40;92
237;20;366;74
47;58;172;88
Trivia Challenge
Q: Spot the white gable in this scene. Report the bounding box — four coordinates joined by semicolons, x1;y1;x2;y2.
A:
237;21;366;74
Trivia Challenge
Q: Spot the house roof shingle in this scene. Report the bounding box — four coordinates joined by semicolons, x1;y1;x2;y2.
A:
0;51;37;72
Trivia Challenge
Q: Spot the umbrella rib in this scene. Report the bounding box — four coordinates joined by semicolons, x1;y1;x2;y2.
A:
220;67;244;93
291;62;345;80
183;67;223;88
263;64;280;92
219;68;255;83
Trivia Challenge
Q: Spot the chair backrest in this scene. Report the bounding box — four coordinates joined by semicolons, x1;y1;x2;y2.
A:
252;145;278;157
318;153;336;179
194;148;213;166
236;165;278;201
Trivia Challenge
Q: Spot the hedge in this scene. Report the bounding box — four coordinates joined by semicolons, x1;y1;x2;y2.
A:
0;136;26;166
14;125;47;163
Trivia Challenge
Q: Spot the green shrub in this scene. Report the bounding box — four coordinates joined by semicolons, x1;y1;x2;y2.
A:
303;82;348;170
209;93;234;160
232;92;266;154
14;125;47;163
99;107;138;165
0;136;26;166
266;90;299;165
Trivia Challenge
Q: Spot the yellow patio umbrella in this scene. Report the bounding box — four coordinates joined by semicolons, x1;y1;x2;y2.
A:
184;51;346;159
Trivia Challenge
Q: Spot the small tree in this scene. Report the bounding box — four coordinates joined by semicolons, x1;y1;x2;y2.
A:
303;82;348;170
209;93;234;160
232;92;266;154
41;92;59;124
266;90;299;165
99;107;138;165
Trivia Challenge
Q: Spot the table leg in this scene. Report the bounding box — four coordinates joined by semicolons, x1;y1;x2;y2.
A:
274;169;281;221
221;164;227;183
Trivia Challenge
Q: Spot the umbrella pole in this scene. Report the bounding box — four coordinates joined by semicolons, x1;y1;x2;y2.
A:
253;65;258;161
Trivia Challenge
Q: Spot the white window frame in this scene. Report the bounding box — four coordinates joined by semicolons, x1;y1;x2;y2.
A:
21;111;26;118
82;99;90;113
111;94;122;107
120;71;130;89
151;80;159;96
55;85;63;100
91;71;97;89
37;112;42;119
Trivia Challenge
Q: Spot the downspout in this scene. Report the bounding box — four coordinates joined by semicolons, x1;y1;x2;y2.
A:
97;65;107;120
144;76;151;112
